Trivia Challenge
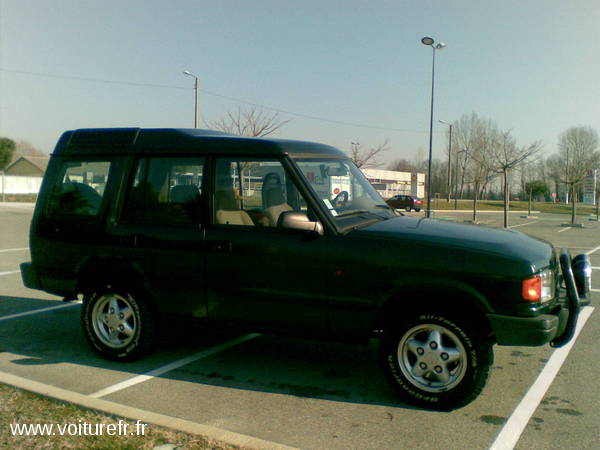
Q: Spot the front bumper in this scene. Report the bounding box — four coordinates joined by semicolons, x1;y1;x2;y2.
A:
489;249;588;348
488;308;568;346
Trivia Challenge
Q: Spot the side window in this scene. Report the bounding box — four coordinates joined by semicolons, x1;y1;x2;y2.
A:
122;157;205;224
214;158;304;227
46;160;112;217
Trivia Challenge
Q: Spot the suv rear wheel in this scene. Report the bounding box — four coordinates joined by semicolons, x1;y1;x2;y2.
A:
82;287;155;361
381;311;492;410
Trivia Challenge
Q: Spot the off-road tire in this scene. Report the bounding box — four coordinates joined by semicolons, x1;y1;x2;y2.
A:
381;311;493;410
82;286;155;361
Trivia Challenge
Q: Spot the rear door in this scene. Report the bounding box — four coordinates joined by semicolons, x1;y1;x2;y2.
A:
112;156;207;317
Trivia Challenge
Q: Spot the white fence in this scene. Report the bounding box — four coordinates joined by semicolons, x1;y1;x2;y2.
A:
1;173;43;195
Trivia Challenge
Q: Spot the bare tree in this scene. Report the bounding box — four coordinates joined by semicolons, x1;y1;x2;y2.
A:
453;113;497;222
555;126;600;223
349;139;390;169
545;154;564;203
388;158;418;173
524;180;548;215
15;140;46;156
521;158;550;201
209;106;290;137
452;113;481;202
489;130;542;227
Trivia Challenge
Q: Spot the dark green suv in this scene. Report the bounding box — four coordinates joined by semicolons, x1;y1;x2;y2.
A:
21;128;589;410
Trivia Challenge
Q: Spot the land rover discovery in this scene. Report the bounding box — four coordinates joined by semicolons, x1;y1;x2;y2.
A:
21;128;590;410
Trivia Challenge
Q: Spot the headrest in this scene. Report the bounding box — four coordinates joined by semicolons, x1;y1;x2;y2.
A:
170;185;200;203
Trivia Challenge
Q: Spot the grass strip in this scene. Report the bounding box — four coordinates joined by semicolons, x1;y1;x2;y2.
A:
0;383;239;450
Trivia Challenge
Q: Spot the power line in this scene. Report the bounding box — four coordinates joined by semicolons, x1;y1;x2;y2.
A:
0;68;189;90
0;67;435;134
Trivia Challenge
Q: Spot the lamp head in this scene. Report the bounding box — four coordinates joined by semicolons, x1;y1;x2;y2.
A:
421;37;434;46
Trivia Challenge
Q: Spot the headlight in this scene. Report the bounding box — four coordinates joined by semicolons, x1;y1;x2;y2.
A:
522;269;555;303
540;269;555;302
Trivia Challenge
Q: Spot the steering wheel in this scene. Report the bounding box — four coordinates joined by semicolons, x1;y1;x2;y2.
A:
331;190;349;209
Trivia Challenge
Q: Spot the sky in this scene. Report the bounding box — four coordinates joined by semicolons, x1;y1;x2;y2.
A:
0;0;599;166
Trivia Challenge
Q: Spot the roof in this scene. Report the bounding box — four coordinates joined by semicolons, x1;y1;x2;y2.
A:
53;128;347;159
5;155;50;173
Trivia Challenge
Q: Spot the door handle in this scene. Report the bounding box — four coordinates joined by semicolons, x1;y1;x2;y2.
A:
117;235;137;246
213;241;233;252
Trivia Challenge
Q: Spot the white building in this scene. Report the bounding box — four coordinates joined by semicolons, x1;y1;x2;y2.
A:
362;168;425;199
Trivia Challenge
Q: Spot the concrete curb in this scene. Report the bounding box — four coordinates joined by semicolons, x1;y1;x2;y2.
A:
0;202;35;208
0;370;298;450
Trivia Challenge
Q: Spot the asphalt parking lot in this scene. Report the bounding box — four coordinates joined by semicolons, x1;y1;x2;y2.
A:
0;203;598;449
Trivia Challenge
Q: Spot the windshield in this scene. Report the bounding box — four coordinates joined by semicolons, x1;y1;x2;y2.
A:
294;158;396;223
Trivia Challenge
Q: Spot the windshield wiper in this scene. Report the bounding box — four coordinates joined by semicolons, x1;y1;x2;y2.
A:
335;209;370;217
336;209;391;220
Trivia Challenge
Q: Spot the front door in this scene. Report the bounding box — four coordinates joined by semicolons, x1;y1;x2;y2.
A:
204;157;329;332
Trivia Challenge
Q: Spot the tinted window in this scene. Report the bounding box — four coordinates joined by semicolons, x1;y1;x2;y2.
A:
46;160;112;216
122;157;205;224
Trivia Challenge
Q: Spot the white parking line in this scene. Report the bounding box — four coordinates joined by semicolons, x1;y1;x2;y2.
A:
507;221;538;229
586;244;600;255
488;306;594;450
0;247;28;253
0;271;20;277
0;303;79;322
90;333;260;398
557;227;572;233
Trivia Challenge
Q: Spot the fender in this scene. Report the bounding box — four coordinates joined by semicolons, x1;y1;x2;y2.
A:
372;275;493;331
74;256;157;310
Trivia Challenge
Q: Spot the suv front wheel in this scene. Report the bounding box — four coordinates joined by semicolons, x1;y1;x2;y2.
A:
82;287;155;361
381;312;492;410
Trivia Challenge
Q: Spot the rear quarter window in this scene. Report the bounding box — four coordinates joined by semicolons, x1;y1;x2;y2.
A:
46;160;112;217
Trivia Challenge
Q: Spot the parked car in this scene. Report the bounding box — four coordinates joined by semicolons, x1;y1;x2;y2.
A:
21;128;589;410
386;194;423;212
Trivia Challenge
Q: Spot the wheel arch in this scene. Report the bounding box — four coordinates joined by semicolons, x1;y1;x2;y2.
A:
74;257;158;311
373;281;494;340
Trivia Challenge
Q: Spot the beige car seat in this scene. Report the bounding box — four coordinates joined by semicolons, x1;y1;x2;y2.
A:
262;173;292;226
214;189;254;226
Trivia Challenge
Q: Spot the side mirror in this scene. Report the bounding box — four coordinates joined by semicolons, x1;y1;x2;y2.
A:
278;211;324;235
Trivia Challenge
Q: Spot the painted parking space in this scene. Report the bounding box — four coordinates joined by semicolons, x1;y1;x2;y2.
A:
0;206;598;449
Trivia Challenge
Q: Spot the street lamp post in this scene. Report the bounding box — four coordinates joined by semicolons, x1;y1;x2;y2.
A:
183;70;200;128
421;37;446;218
439;119;452;203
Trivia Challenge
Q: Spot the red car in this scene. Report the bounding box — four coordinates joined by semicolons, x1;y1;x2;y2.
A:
386;194;422;212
